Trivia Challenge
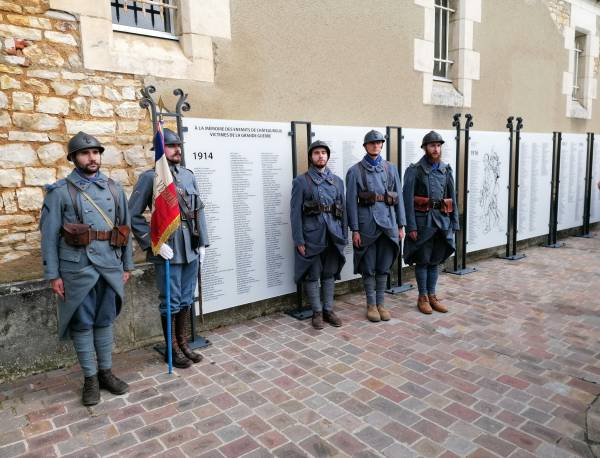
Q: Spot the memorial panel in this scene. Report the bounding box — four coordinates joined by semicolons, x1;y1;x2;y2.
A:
591;135;600;224
517;133;553;241
182;118;296;313
557;133;587;231
465;131;510;252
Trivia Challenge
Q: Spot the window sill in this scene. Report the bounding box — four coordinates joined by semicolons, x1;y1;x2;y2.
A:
567;101;590;119
112;24;179;41
430;81;464;107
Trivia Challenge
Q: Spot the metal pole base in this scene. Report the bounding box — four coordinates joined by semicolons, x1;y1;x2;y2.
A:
385;283;414;294
543;242;565;248
445;267;477;276
576;233;593;238
499;254;526;261
286;307;313;321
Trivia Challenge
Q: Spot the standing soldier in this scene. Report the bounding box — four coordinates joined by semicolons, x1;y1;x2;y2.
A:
40;132;133;406
402;131;459;314
346;130;406;322
290;141;347;329
129;128;209;369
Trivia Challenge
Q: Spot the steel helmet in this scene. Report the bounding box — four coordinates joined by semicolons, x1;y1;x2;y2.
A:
363;130;386;145
67;131;104;161
421;130;445;148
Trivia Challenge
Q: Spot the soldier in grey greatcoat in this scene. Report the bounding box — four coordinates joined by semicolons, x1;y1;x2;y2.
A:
129;128;209;369
290;140;347;329
346;130;406;322
40;132;133;406
402;131;459;314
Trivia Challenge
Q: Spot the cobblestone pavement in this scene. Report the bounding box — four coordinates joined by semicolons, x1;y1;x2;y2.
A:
1;232;600;458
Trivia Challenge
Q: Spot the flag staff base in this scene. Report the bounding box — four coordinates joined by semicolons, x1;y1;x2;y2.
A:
386;284;414;294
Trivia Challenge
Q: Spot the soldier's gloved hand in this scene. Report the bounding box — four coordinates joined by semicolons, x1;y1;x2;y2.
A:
198;246;206;264
159;244;174;260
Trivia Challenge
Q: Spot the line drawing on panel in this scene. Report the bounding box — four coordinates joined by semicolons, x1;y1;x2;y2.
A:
479;149;502;233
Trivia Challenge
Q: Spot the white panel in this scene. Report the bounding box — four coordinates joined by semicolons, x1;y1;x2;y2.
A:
466;131;511;252
557;133;587;230
183;118;296;314
589;136;600;223
517;133;553;241
311;125;385;282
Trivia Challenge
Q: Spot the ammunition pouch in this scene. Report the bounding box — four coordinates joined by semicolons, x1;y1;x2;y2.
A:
384;191;398;206
414;196;430;212
441;198;453;214
61;223;92;247
414;195;454;214
302;200;321;216
334;201;344;220
358;191;377;206
61;223;130;247
110;225;130;247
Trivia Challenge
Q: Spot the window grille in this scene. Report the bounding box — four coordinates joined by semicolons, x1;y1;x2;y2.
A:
433;0;454;80
572;33;585;103
111;0;177;36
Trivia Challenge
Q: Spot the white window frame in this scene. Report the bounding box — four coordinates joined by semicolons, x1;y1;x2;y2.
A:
48;0;231;83
433;0;455;82
414;0;481;108
111;0;178;41
562;1;599;119
571;32;585;103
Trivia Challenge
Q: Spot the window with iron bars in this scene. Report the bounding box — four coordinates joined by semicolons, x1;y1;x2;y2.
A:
433;0;454;81
571;32;586;103
111;0;177;39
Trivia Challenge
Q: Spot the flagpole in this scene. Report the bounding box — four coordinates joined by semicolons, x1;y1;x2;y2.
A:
165;259;173;374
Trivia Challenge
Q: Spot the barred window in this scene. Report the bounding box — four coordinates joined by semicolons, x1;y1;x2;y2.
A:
572;32;586;103
111;0;177;38
434;0;454;80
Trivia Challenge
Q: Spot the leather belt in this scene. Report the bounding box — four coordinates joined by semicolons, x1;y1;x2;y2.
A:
90;229;112;241
430;200;443;209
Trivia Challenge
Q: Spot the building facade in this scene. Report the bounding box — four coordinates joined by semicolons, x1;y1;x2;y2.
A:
0;0;598;283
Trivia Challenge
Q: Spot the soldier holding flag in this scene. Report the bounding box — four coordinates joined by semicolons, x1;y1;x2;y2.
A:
129;127;209;369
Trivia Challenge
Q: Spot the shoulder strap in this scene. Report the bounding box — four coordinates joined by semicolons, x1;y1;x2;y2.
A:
415;164;429;198
383;161;393;191
304;172;320;201
107;178;121;225
66;180;82;222
359;164;369;192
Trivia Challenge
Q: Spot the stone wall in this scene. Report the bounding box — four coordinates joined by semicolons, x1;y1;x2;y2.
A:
544;0;571;32
0;0;153;278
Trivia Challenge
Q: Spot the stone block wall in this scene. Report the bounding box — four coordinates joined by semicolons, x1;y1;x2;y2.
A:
0;0;154;276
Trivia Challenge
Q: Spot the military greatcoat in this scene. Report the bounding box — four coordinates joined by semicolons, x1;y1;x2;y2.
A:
40;170;134;340
128;164;209;263
346;157;406;274
402;155;459;265
290;167;347;283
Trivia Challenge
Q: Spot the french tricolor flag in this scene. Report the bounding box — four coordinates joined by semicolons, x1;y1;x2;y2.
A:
150;122;180;255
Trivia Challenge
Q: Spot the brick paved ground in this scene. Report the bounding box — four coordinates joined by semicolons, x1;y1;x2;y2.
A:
1;232;600;458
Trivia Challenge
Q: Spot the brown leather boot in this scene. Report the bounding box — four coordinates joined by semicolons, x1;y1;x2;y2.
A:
377;305;391;321
161;315;192;368
417;295;433;314
175;310;203;363
323;309;342;327
428;294;448;313
312;311;324;330
366;304;381;322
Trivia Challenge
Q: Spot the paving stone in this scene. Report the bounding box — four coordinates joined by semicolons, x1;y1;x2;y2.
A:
4;235;600;457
